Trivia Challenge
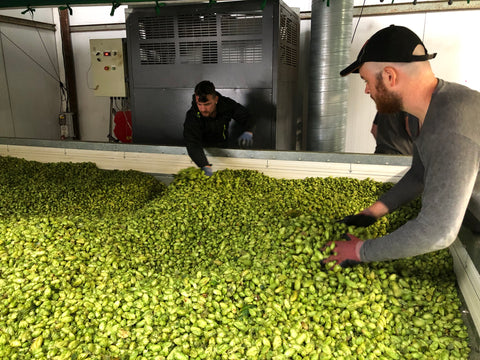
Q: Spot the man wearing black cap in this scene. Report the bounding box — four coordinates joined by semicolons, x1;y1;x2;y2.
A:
183;80;255;176
324;25;480;267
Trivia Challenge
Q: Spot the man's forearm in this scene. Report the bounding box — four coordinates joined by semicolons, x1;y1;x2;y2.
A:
186;144;209;168
361;201;389;219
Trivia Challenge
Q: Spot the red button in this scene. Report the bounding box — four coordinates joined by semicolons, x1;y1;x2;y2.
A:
104;66;110;71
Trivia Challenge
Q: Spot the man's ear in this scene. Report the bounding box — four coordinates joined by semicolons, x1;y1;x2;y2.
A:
382;66;398;88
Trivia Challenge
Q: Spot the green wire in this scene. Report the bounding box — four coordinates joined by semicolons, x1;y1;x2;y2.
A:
154;0;165;15
21;6;35;15
110;0;121;16
59;4;73;15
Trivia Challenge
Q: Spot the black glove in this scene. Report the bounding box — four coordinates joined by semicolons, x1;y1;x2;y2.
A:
339;214;377;227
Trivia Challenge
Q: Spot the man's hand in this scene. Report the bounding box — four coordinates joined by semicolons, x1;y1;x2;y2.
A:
202;165;213;177
339;214;377;227
238;131;253;148
322;234;364;268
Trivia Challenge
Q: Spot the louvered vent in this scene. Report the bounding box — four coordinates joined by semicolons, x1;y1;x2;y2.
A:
179;41;218;64
139;43;175;65
222;40;262;64
221;13;262;35
138;16;174;39
279;5;298;67
281;45;297;67
220;12;263;64
136;10;265;66
178;14;217;38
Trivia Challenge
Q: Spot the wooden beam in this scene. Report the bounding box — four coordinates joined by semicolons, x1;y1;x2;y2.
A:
69;23;126;32
59;8;80;139
299;1;480;19
0;15;56;31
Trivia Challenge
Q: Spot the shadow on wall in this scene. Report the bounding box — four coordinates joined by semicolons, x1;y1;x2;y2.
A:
228;89;276;150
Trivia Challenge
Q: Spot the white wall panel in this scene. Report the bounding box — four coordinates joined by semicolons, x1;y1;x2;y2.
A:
283;0;311;12
0;33;14;137
424;10;480;92
0;8;55;23
69;5;127;26
71;30;126;142
0;21;61;139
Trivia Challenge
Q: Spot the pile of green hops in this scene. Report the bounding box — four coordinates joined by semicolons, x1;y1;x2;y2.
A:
0;156;165;218
0;158;471;359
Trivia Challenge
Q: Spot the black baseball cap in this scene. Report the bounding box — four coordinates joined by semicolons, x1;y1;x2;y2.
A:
340;25;437;77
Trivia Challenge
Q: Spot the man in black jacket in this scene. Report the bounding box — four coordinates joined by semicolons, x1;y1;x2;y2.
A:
371;111;419;155
183;80;255;176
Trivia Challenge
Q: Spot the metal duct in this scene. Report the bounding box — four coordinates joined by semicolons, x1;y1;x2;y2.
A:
307;0;354;152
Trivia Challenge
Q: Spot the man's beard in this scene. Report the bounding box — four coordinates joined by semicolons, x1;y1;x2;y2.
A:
373;72;403;113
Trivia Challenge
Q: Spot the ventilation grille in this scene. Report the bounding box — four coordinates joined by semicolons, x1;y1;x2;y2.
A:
280;44;297;67
138;16;174;39
280;15;298;47
178;14;217;38
279;5;299;67
139;43;175;65
179;41;218;64
136;10;264;66
221;13;262;35
222;40;262;64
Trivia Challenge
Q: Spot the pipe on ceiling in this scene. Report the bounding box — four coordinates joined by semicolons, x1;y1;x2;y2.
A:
306;0;353;152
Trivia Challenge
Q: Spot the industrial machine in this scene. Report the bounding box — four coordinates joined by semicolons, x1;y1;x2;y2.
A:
125;0;300;150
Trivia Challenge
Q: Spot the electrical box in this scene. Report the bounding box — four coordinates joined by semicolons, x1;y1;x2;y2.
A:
90;38;127;97
59;112;75;139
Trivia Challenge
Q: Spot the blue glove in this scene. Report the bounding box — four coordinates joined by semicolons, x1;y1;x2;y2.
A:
201;166;213;177
238;132;253;148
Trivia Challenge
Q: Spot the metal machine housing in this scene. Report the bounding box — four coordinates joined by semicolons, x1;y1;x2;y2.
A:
125;0;300;150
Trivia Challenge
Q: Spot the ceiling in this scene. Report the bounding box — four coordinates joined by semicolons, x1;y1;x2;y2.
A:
0;0;220;9
1;0;478;14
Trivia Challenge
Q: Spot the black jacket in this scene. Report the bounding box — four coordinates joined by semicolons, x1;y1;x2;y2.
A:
373;111;419;155
183;92;255;168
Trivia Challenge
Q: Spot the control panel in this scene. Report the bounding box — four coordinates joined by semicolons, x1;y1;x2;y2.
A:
89;38;127;97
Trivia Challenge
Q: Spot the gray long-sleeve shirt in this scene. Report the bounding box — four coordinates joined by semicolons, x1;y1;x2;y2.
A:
361;79;480;262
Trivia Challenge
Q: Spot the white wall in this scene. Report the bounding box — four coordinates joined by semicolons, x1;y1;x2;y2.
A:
0;8;62;139
0;8;55;22
72;30;127;142
69;6;127;142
